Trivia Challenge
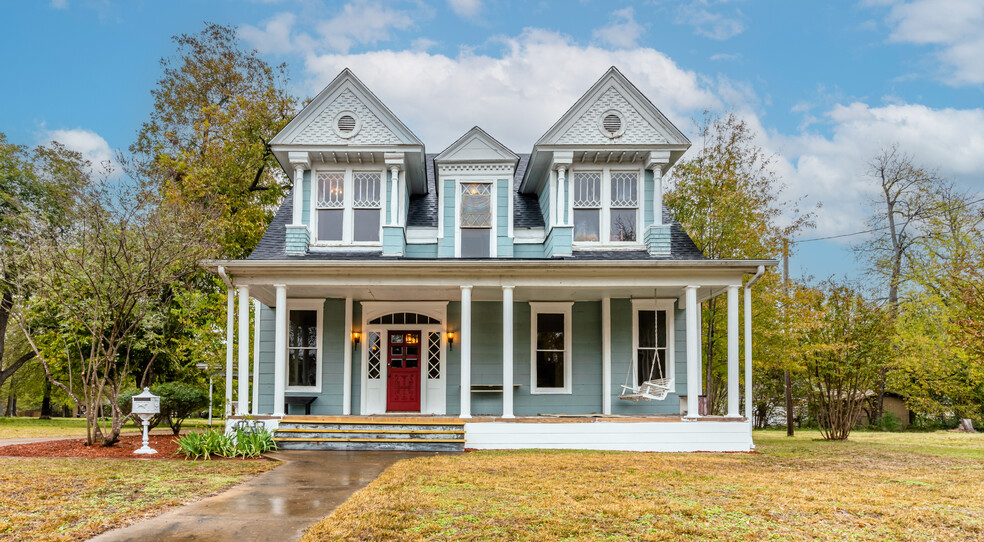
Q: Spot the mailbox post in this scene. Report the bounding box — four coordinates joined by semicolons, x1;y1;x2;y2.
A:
131;387;160;455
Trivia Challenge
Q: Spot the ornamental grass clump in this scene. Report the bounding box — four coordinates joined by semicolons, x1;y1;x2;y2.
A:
176;428;277;460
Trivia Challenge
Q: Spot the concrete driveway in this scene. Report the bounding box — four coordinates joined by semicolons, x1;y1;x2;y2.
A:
90;450;431;542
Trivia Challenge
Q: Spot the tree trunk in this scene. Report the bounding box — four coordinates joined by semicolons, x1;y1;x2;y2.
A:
5;392;16;417
39;379;52;419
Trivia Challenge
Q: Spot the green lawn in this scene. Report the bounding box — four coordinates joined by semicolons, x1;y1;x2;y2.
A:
302;430;984;541
0;416;217;439
0;456;276;541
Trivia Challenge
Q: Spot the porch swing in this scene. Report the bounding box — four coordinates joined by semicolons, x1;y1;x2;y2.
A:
619;292;671;402
619;353;671;402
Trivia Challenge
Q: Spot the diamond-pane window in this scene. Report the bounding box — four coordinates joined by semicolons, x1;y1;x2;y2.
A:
317;173;344;208
353;172;381;208
367;331;381;379
460;183;492;228
427;331;441;380
610;172;638;207
573;172;602;208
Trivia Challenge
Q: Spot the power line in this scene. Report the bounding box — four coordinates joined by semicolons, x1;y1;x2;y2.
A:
792;195;984;244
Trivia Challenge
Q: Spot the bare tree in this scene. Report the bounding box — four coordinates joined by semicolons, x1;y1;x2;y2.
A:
11;181;216;445
859;145;942;422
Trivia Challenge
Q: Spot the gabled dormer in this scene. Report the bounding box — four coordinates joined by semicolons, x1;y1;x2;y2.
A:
521;67;691;256
269;69;426;255
434;127;520;258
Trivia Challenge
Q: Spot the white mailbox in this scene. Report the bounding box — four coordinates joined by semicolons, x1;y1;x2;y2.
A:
131;387;160;455
132;388;160;416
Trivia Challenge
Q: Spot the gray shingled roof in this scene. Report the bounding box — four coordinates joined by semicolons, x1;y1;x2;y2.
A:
247;166;703;261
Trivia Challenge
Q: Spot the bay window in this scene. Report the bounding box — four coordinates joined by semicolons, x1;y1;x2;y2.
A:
314;169;383;244
570;167;642;245
459;182;492;257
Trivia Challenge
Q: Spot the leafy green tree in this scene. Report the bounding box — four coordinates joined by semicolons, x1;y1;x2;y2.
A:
0;135;88;396
665;112;816;414
790;281;892;440
131;22;296;259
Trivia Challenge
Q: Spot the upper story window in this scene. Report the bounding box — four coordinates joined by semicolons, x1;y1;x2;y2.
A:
571;167;640;245
314;169;382;244
459;182;492;257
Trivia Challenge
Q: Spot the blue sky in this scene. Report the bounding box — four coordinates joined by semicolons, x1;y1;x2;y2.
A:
2;0;982;281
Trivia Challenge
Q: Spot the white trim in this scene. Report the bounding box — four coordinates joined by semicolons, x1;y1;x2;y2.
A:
502;286;515;418
437;177;445;239
273;285;287;416
529;301;573;395
251;299;261;416
602;296;611;416
343;297;353;416
630;298;676;388
237;286;250;416
284;299;324;394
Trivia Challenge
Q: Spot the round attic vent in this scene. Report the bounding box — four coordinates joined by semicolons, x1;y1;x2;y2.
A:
598;109;625;139
332;111;362;139
337;115;356;133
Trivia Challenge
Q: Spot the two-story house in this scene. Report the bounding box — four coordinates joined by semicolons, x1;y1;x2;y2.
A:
208;67;774;452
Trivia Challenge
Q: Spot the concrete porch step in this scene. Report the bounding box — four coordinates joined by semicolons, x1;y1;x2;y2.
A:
274;419;466;452
276;429;464;440
278;423;465;433
275;439;464;452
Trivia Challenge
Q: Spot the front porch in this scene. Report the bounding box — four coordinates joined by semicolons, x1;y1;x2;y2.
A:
214;260;768;452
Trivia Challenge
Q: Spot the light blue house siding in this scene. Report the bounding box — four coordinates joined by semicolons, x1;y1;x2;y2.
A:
496;179;513;258
439;179;455;257
643;169;654;227
257;298;687;416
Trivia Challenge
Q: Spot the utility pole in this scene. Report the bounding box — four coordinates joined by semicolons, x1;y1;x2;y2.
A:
783;238;794;437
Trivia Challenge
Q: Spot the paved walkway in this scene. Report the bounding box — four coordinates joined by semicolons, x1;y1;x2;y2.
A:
90;450;426;542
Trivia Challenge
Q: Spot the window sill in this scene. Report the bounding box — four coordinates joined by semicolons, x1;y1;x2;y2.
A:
530;387;573;395
286;385;322;394
573;242;646;251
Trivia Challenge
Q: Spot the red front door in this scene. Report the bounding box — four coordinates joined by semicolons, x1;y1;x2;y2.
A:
386;331;421;412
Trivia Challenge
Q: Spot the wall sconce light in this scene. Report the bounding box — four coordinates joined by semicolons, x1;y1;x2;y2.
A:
352;331;361;346
447;332;455;351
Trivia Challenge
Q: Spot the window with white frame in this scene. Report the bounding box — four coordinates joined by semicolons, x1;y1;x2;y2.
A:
316;172;344;241
610;171;638;242
315;169;383;244
572;172;602;242
287;301;322;391
459;182;492;257
352;172;382;242
571;167;641;244
632;300;673;387
530;302;572;394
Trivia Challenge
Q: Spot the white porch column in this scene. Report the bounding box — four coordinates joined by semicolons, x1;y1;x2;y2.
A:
224;288;234;418
502;286;514;418
288;152;310;227
251;299;261;416
273;284;288;417
460;285;473;418
685;285;700;418
727;285;740;417
651;165;663;225
602;296;612;415
556;165;566;227
744;285;754;429
237;286;250;416
343;297;353;415
389;166;400;226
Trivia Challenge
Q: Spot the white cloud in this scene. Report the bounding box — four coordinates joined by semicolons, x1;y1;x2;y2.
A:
301;28;721;152
766;102;984;238
877;0;984;85
447;0;482;19
44;128;121;179
240;1;415;55
50;0;68;9
592;7;645;49
709;53;741;61
675;2;745;41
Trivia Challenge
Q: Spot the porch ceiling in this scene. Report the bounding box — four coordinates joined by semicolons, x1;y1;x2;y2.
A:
245;284;731;308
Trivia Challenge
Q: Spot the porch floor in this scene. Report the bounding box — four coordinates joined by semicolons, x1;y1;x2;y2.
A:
274;414;748;424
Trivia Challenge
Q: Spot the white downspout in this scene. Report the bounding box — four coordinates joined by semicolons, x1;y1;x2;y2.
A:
744;265;765;449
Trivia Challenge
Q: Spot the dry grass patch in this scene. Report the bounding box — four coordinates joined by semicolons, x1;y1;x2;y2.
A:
302;430;984;541
0;457;276;541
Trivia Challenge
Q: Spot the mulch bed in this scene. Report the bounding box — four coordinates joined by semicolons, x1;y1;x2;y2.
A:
0;434;188;460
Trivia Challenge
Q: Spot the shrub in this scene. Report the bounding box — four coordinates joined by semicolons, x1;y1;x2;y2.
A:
175;428;277;460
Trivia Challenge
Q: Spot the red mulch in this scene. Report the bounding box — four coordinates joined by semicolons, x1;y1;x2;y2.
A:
0;434;187;460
